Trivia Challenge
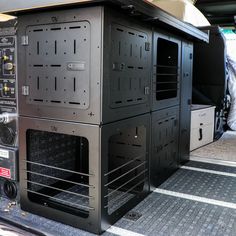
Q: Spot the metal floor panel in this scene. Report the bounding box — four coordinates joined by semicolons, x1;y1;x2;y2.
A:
160;168;236;203
1;160;236;236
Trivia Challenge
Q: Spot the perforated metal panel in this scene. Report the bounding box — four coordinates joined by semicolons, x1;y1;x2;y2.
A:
110;24;149;108
26;22;90;109
151;106;179;188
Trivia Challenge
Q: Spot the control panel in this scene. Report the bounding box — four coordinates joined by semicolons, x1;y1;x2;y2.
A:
0;19;19;201
0;33;16;107
0;20;17;148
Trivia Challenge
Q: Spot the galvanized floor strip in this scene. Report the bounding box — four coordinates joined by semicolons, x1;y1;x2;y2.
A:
106;226;145;236
181;165;236;177
154;188;236;210
190;155;236;167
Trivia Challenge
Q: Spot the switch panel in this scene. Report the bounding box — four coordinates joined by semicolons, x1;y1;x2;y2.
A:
0;34;17;107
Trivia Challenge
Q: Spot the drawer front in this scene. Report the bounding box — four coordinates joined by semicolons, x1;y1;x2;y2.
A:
191;107;215;129
190;124;214;151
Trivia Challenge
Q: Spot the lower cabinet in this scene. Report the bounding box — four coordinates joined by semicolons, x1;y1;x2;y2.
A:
150;106;180;189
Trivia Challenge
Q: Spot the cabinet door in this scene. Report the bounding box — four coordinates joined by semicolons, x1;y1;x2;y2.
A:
179;41;193;164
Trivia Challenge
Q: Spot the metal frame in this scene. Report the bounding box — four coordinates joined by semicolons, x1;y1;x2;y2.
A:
19;114;150;234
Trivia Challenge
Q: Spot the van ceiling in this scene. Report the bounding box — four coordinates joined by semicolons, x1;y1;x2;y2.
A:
196;0;236;25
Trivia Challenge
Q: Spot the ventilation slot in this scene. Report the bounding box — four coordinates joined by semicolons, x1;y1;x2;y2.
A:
55;41;57;55
69;26;81;29
33;65;43;67
50;27;61;31
127;99;133;103
51;100;61;104
116;142;126;145
69;102;81;105
34;99;43;102
116;28;124;32
37;76;39;90
127;66;134;69
138;35;144;38
74;40;76;54
73;77;76;92
33;29;43;32
54;77;57;91
132;144;142;147
128;32;135;35
115;101;122;104
50;65;61;67
37;42;39;55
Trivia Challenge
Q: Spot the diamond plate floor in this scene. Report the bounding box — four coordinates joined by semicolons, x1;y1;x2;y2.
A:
1;159;236;236
186;160;236;174
160;168;236;203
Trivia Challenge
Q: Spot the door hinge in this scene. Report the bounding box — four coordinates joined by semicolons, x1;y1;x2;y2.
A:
145;42;150;51
144;86;150;95
22;86;29;96
190;53;193;60
21;36;28;46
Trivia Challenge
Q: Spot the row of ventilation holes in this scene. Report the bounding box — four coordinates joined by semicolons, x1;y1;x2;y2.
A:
116;28;146;59
32;99;85;106
31;25;87;56
35;38;86;56
34;76;83;92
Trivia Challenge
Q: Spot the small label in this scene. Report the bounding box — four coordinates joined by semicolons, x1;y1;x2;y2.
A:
0;149;9;159
0;167;11;179
67;62;85;71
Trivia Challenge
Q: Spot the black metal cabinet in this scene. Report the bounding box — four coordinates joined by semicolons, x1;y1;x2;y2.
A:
151;106;179;189
179;41;193;164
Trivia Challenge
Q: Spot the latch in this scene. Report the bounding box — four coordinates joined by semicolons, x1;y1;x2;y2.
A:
21;36;28;46
112;63;125;71
22;86;29;96
144;86;150;95
145;42;150;51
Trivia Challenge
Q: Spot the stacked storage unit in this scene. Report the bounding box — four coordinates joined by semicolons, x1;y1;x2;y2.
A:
1;0;208;234
17;6;151;234
150;30;194;188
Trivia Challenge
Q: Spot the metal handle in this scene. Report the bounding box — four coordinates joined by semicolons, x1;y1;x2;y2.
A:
198;128;203;141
